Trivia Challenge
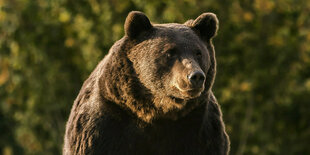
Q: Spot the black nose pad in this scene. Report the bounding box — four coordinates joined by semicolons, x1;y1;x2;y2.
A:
188;71;205;87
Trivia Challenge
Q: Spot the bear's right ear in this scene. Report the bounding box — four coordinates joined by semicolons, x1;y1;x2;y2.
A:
124;11;153;39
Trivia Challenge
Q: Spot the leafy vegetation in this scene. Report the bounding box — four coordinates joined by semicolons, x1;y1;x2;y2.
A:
1;0;310;154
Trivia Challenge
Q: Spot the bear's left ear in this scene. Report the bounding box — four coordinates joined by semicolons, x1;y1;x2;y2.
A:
186;13;219;41
124;11;153;39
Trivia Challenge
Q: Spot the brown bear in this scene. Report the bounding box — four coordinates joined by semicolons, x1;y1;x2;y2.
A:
63;11;230;155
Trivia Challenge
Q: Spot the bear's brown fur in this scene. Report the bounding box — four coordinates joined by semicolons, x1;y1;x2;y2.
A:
63;11;230;155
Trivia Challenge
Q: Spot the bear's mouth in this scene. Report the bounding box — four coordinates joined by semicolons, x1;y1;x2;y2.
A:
173;84;204;98
186;88;203;95
177;88;204;99
169;89;202;104
169;88;203;103
169;96;186;104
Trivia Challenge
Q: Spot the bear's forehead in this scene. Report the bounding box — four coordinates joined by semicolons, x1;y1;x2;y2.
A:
149;24;204;49
154;24;195;37
151;24;200;43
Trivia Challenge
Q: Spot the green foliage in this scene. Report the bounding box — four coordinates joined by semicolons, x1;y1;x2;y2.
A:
1;0;310;154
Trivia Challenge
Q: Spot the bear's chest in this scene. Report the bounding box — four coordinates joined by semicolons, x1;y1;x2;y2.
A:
98;116;208;154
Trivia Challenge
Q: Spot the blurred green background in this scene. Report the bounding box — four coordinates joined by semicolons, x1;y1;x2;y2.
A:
1;0;310;154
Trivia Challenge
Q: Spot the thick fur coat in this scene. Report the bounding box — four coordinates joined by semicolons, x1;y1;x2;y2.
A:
63;11;230;155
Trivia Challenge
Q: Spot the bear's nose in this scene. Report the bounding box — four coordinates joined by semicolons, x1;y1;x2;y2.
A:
188;71;205;88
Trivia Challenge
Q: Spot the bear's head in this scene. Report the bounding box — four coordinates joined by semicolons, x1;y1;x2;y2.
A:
100;11;218;122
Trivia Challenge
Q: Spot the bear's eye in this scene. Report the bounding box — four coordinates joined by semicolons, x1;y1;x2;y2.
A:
166;49;177;59
196;50;202;58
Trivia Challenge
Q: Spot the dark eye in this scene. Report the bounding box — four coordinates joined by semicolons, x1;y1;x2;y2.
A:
166;49;176;59
196;50;202;57
166;53;172;58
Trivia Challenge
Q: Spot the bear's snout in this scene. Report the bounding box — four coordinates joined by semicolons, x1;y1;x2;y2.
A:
188;70;205;88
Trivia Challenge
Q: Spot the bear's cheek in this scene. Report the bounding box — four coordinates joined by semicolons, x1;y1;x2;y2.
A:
135;60;169;93
201;51;211;72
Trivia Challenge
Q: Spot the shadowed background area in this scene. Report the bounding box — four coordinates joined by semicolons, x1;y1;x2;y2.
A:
1;0;310;154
